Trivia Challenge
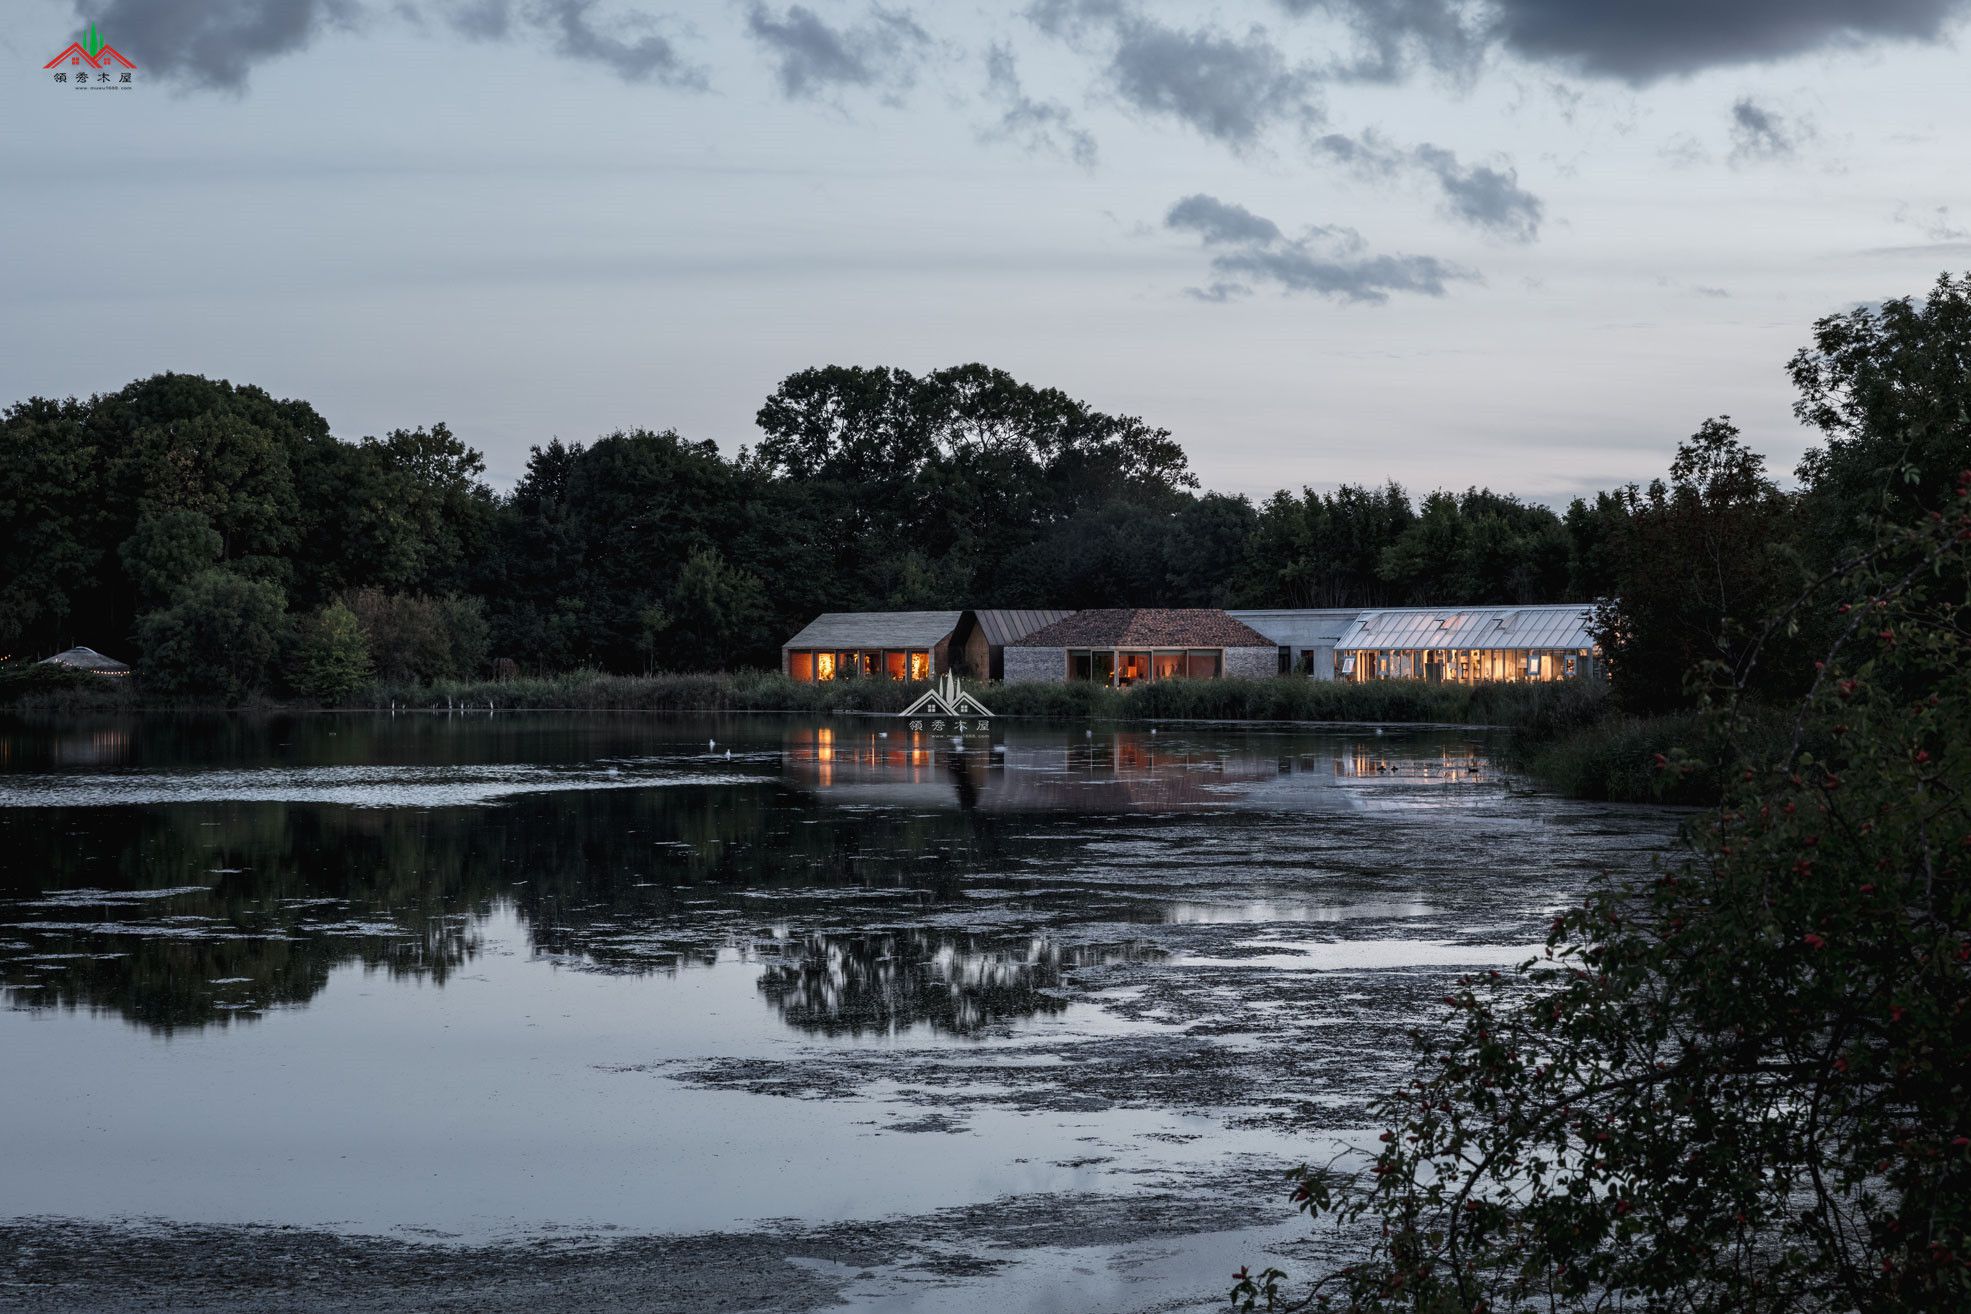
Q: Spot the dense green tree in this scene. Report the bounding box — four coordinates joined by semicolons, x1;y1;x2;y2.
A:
118;509;224;608
294;601;372;702
660;548;770;669
1561;489;1630;599
0;395;111;655
344;589;488;684
135;569;290;703
1241;483;1420;608
1792;270;1971;534
1594;419;1806;715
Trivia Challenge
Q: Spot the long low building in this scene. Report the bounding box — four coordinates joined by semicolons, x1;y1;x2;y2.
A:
781;609;1074;682
1333;604;1598;683
1004;609;1276;685
780;603;1602;685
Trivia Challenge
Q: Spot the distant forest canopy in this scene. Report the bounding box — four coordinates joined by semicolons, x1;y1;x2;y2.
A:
2;271;1965;698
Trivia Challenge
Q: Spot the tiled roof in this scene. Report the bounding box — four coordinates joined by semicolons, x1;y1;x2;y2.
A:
1013;609;1275;649
1335;604;1595;652
971;609;1078;646
783;611;963;649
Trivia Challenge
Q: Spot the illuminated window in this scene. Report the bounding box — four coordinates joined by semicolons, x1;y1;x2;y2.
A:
908;651;930;680
885;651;908;681
1153;652;1185;681
816;652;837;680
1186;650;1220;679
789;651;815;681
1118;651;1151;686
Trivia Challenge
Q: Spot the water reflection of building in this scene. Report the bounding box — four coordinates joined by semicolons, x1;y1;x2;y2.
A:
1333;744;1490;782
781;725;1495;810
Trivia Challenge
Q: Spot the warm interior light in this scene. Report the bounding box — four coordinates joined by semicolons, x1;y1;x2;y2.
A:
909;651;929;680
816;652;836;680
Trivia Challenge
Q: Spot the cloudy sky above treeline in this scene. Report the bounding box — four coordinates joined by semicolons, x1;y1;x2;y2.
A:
4;0;1969;501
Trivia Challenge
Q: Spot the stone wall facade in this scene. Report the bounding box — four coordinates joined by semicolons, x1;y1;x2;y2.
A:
1001;647;1064;684
1223;646;1279;680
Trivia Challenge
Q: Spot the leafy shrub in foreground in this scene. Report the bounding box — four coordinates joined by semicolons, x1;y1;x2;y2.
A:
1239;486;1971;1313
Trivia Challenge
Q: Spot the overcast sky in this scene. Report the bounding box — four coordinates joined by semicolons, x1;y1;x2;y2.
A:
4;0;1969;502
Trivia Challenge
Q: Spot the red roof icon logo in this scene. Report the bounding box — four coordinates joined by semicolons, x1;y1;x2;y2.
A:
45;22;135;71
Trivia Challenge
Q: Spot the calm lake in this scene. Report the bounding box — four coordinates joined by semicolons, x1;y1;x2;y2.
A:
0;713;1680;1311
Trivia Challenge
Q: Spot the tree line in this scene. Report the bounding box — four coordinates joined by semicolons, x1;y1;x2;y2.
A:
5;276;1968;710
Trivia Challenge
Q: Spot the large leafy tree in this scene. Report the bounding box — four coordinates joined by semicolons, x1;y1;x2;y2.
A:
1792;271;1971;533
135;569;290;703
1593;419;1805;715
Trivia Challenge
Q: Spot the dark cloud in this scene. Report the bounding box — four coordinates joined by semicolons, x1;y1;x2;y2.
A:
85;0;361;91
981;44;1097;166
1488;0;1969;84
1276;0;1971;85
1164;193;1475;303
1314;132;1543;240
1727;97;1805;162
745;3;932;101
1028;1;1323;148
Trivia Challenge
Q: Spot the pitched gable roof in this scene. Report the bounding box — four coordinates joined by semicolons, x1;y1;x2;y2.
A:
783;611;963;649
1013;609;1274;649
970;609;1077;647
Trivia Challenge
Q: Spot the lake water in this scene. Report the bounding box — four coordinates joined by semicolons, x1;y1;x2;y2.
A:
0;713;1680;1310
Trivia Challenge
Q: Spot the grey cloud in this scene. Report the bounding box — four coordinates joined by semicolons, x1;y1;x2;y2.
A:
1728;97;1805;162
982;44;1097;167
81;0;706;90
1166;194;1283;245
533;0;705;85
1275;0;1481;82
1314;132;1543;241
1028;1;1324;148
444;0;512;39
1892;203;1970;241
1164;193;1476;304
1413;145;1542;240
1110;20;1323;146
1275;0;1971;85
84;0;362;91
745;3;931;101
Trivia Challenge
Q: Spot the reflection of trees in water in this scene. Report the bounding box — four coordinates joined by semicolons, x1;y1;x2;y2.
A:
0;782;1028;1033
757;931;1161;1038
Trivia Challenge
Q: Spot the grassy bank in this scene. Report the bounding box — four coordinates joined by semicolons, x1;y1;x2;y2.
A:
349;668;1605;726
